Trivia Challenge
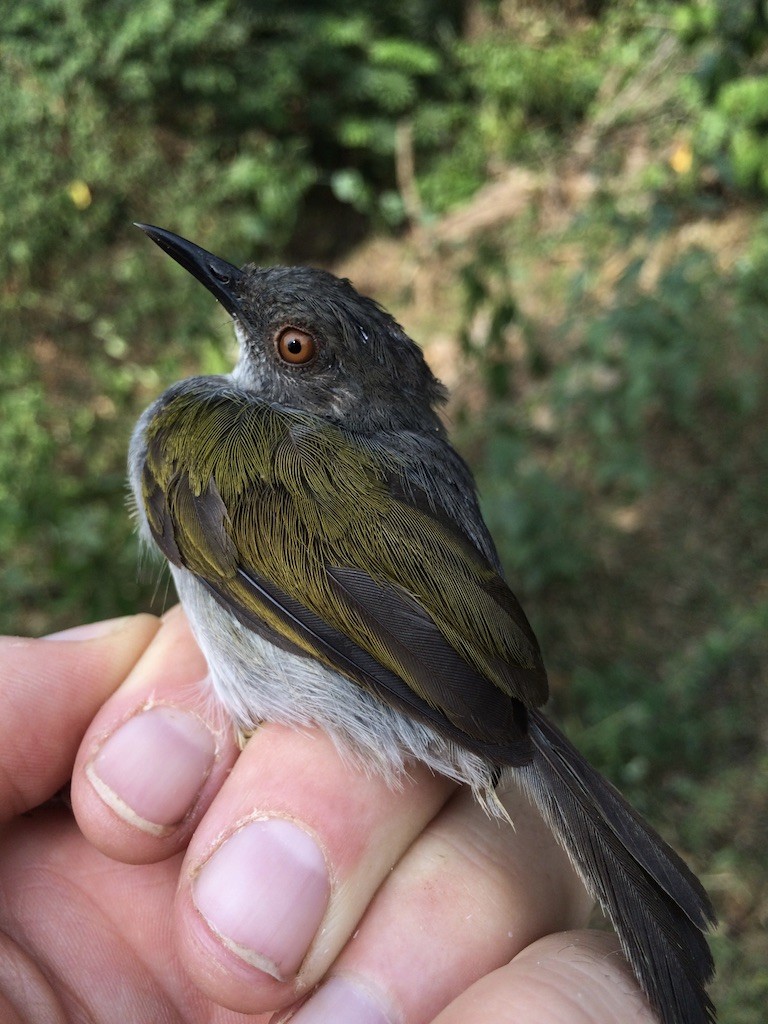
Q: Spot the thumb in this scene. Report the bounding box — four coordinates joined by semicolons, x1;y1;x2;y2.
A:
0;615;160;823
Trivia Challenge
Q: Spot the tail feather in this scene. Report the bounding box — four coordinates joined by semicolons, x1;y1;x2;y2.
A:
515;711;716;1024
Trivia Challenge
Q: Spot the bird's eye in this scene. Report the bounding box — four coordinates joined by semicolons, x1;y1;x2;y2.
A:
275;326;317;366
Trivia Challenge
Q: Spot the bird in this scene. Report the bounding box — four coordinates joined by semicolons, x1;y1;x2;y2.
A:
130;223;716;1024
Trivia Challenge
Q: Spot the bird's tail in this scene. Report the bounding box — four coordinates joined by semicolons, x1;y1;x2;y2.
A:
513;711;716;1024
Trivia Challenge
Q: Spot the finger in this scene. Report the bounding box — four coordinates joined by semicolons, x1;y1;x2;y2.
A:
0;615;160;824
0;808;273;1024
431;930;658;1024
269;783;594;1024
173;722;456;1015
71;607;240;864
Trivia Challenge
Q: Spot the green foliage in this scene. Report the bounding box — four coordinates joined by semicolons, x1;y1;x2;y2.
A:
557;246;765;494
0;347;144;632
2;0;464;280
458;244;521;401
416;14;606;209
674;0;768;193
461;28;602;144
480;440;597;594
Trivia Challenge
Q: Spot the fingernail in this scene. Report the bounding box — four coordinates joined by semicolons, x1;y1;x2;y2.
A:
45;617;133;641
192;819;330;981
87;706;216;834
277;976;397;1024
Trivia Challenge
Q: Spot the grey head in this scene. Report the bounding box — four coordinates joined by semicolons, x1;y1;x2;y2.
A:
134;224;448;434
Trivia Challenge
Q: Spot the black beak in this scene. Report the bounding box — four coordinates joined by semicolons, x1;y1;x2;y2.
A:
134;223;245;317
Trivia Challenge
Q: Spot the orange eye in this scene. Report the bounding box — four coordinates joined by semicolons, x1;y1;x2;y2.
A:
275;326;317;365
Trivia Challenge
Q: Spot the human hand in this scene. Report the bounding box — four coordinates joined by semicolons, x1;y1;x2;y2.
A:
0;609;660;1023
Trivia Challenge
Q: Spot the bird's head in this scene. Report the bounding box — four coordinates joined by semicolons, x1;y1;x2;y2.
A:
135;224;447;434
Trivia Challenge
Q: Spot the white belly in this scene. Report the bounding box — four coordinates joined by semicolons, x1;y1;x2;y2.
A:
172;565;494;799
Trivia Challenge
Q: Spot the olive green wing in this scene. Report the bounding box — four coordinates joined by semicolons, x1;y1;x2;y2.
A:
140;383;546;762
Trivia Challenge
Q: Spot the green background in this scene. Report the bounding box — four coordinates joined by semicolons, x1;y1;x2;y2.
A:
2;2;766;1017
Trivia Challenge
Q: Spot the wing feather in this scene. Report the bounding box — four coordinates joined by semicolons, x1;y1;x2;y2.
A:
139;383;547;759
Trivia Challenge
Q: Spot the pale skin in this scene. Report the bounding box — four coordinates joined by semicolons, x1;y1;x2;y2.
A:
0;609;660;1023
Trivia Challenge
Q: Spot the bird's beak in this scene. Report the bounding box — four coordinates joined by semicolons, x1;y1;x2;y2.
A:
134;223;245;317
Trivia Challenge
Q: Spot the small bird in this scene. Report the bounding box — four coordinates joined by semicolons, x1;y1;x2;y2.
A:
130;224;716;1024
